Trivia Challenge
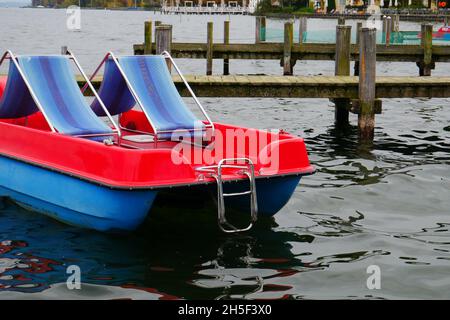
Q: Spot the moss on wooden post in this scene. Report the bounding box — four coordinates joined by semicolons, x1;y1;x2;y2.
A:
358;28;377;142
417;24;434;76
335;25;351;76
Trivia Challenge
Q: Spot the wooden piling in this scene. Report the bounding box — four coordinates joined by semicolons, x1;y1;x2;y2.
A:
354;22;362;76
299;16;307;44
382;16;387;44
334;25;351;126
417;24;434;76
223;20;230;75
206;22;213;76
144;21;152;54
261;16;266;42
338;17;345;25
155;24;172;71
155;20;161;38
358;28;377;141
335;26;351;77
393;14;400;32
255;16;266;43
283;22;294;76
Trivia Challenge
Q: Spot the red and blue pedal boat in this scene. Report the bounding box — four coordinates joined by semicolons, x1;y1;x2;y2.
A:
0;50;314;233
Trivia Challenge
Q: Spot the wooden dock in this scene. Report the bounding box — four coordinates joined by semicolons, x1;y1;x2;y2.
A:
101;18;450;141
134;41;450;62
134;17;450;77
80;75;450;99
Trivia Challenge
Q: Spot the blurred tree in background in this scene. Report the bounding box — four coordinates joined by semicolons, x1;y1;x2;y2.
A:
33;0;161;8
256;0;314;14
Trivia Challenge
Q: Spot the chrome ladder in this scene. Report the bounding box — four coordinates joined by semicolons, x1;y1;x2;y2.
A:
196;158;258;233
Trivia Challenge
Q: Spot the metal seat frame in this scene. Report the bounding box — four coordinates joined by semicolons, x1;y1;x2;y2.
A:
83;51;215;146
0;50;121;143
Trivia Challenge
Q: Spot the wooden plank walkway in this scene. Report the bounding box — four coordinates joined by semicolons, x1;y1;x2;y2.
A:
80;75;450;99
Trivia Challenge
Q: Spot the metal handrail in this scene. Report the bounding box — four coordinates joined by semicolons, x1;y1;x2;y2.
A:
196;157;258;233
0;50;56;132
195;164;250;173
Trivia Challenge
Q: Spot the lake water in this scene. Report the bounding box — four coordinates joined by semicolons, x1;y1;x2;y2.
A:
0;8;450;300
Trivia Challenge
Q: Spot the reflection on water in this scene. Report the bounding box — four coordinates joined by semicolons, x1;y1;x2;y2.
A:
1;97;450;299
0;98;449;299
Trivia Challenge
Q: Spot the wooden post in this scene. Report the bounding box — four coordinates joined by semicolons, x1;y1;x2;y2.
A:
393;14;400;32
206;21;213;76
354;22;362;76
334;25;351;126
155;24;172;71
261;16;266;42
417;24;434;76
144;21;153;54
283;22;294;76
223;20;230;75
358;28;377;141
255;16;266;43
61;45;68;55
299;16;307;44
155;20;161;37
335;26;351;77
338;17;345;25
392;14;400;44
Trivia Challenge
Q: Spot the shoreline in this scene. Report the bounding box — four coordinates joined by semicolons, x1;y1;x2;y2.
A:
258;12;449;22
5;6;449;23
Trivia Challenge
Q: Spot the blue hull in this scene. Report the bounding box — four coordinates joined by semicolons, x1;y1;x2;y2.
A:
0;155;301;232
0;155;157;232
224;175;301;217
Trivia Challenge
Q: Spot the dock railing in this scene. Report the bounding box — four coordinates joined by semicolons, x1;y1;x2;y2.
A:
134;16;449;77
